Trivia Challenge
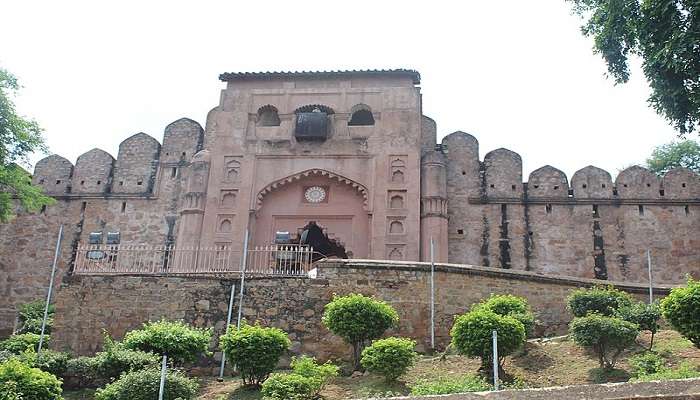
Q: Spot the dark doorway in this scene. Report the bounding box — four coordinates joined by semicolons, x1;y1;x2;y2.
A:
299;221;348;261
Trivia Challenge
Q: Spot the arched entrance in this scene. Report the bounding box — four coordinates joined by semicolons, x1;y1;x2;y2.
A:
253;169;370;259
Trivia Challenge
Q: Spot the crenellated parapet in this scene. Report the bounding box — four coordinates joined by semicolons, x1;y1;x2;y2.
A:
111;133;161;194
72;148;114;194
32;155;73;194
32;118;205;199
458;145;700;204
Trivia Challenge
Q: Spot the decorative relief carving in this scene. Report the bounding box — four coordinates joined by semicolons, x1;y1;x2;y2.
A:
390;156;407;184
217;214;235;233
220;190;238;208
386;245;405;261
223;156;242;183
388;190;406;209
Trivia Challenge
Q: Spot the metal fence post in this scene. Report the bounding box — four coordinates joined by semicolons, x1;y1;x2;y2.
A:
647;249;653;304
158;354;167;400
38;225;63;355
492;330;499;391
218;282;236;381
430;237;435;351
236;230;249;330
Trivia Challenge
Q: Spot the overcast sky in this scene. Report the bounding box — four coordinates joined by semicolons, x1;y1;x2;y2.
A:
1;0;685;180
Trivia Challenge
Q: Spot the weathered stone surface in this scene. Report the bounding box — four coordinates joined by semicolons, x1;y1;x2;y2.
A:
0;70;698;339
49;260;671;368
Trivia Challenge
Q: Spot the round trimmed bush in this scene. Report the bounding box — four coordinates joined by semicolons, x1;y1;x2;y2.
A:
617;301;661;349
219;322;290;386
450;309;525;371
122;319;212;364
661;277;700;348
94;334;160;380
360;337;417;382
0;358;62;400
94;367;198;400
472;294;536;336
322;294;399;369
567;286;632;317
261;373;317;400
569;314;639;369
290;355;338;395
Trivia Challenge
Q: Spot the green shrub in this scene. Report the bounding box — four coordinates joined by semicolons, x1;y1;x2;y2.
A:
628;352;665;377
0;381;23;400
631;362;700;382
94;335;160;380
661;277;700;348
19;349;70;377
17;301;53;335
290;355;338;395
122;319;212;364
66;356;100;384
0;333;45;354
472;294;536;336
0;358;62;400
410;374;490;395
569;314;638;369
567;286;633;317
322;294;399;370
618;302;661;349
261;373;317;400
94;367;198;400
219;323;290;386
360;337;417;382
450;308;525;371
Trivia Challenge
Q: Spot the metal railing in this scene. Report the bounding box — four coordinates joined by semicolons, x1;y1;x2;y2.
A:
73;244;315;276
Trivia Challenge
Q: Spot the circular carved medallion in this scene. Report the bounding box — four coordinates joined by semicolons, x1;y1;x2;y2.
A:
304;186;326;203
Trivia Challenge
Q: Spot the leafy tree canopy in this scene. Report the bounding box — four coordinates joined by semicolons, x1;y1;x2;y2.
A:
0;67;53;222
567;0;700;135
646;139;700;174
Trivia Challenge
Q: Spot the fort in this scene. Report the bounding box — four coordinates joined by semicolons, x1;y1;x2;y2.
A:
0;69;698;360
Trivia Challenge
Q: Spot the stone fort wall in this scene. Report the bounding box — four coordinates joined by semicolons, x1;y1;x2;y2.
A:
50;260;671;371
0;118;204;336
1;117;698;338
0;70;698;339
442;131;700;284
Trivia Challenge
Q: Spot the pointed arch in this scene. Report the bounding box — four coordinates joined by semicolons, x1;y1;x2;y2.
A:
255;168;368;210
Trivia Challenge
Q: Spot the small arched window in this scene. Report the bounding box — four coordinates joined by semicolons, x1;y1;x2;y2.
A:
348;104;375;126
257;105;280;126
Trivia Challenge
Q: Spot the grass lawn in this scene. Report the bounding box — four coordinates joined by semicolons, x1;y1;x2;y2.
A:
64;330;700;399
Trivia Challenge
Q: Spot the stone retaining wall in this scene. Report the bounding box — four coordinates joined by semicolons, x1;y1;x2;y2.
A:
50;259;673;373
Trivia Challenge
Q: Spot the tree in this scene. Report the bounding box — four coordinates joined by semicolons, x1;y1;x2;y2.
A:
566;0;700;135
646;140;700;175
0;67;53;222
450;308;526;374
569;314;639;369
321;294;399;370
218;322;290;387
617;301;661;350
661;277;700;348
